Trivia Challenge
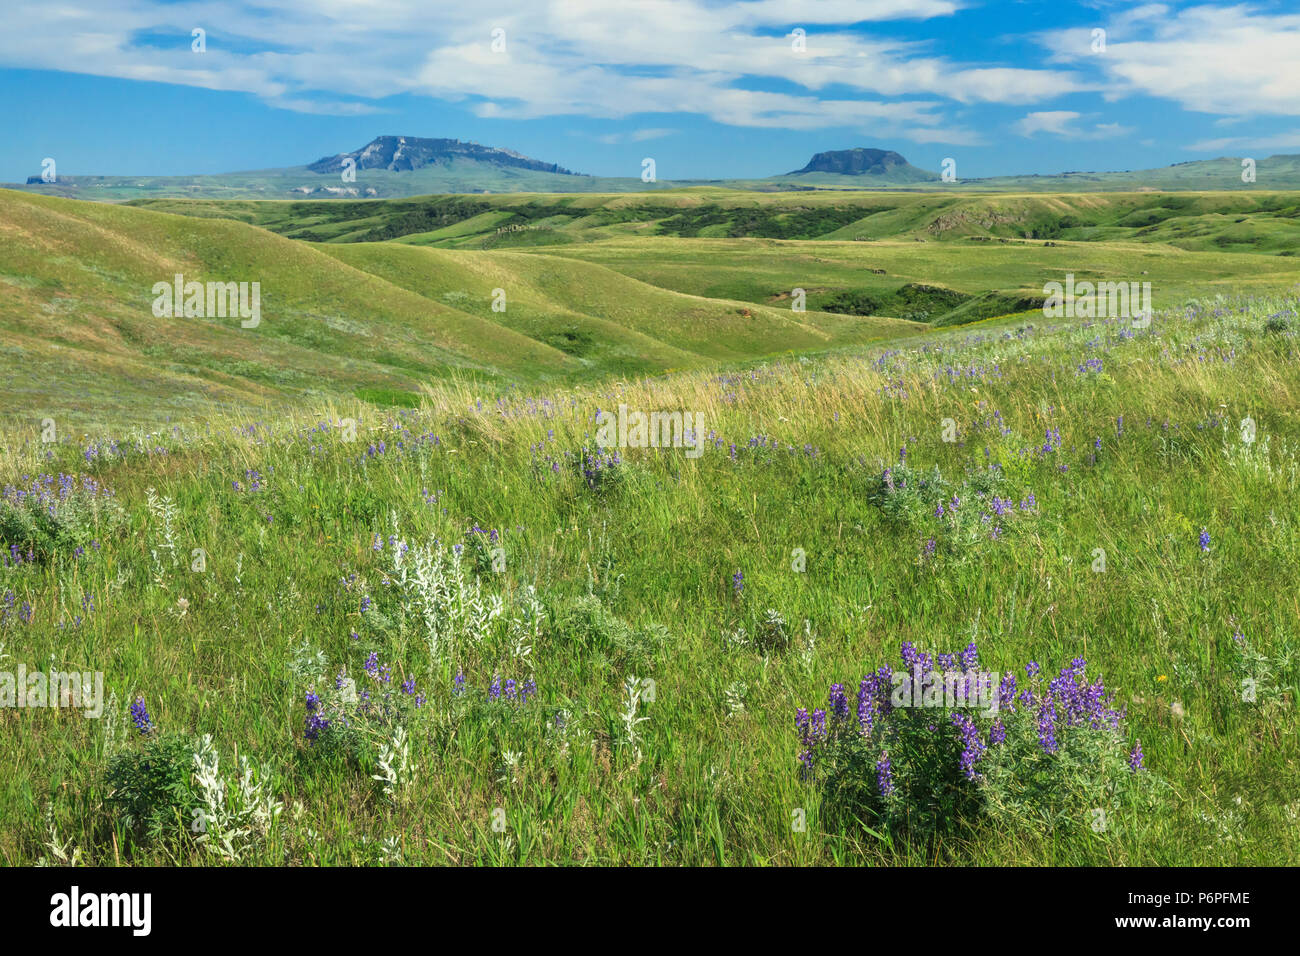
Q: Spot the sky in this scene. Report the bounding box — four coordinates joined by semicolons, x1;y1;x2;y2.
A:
2;0;1299;183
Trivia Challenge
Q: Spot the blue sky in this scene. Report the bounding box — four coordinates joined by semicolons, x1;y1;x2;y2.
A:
2;0;1299;182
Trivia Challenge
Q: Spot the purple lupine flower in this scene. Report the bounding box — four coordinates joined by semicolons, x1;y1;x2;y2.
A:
961;642;979;671
828;683;850;727
129;696;154;735
453;672;466;695
998;672;1018;712
1037;695;1058;753
1199;528;1211;552
876;751;895;797
810;708;827;738
989;718;1006;745
304;690;330;742
732;569;744;597
1128;740;1145;772
858;669;890;736
953;711;985;779
488;674;502;701
795;707;815;775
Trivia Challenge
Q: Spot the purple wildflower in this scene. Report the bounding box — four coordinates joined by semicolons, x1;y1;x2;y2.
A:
129;696;154;735
876;752;895;797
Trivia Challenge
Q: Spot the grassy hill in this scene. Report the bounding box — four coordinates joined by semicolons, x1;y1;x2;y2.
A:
1;173;1299;868
0;189;576;425
3;290;1298;865
128;189;1300;254
122;190;1300;332
0;189;916;426
6;186;1300;427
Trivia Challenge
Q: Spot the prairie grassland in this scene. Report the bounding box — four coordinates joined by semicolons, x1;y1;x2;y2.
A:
2;292;1299;865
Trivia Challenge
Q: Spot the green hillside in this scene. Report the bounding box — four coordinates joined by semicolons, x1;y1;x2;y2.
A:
4;290;1300;866
128;189;1300;255
121;189;1300;332
0;189;916;426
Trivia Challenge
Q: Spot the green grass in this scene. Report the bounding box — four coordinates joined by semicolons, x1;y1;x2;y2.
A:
3;184;1299;866
0;189;918;426
127;189;1300;252
2;290;1299;865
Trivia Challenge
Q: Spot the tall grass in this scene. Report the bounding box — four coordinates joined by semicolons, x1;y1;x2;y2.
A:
2;292;1298;865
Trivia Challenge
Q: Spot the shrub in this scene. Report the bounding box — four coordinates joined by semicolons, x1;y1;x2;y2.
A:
795;642;1156;841
753;608;791;653
572;446;624;494
864;460;1033;557
105;733;199;841
0;473;125;565
1263;312;1292;333
823;290;882;316
552;594;663;668
302;651;428;763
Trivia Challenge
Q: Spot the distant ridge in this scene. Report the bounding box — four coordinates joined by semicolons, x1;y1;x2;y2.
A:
307;135;580;176
6;138;1300;199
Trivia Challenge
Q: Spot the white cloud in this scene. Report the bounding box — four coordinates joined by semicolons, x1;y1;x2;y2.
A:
596;127;678;144
1013;110;1131;140
0;0;1082;136
1040;4;1300;116
1186;131;1300;153
1014;111;1080;137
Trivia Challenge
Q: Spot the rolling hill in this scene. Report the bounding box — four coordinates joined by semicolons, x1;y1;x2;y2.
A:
0;188;918;426
127;188;1300;256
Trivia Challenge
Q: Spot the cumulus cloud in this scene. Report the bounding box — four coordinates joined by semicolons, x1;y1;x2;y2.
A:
0;0;1078;138
1040;3;1300;116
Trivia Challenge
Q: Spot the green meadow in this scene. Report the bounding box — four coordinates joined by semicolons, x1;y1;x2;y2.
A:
1;186;1298;865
